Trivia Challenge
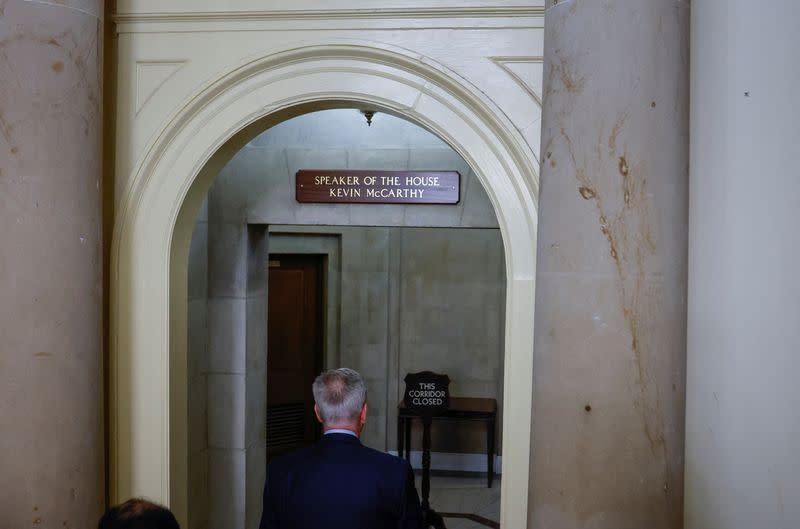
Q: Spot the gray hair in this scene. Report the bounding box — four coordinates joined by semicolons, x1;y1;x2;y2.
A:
312;368;367;424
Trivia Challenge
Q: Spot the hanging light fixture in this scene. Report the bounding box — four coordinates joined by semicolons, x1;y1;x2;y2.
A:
360;109;377;126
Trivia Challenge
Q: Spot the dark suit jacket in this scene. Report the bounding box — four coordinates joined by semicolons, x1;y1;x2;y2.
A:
259;432;424;529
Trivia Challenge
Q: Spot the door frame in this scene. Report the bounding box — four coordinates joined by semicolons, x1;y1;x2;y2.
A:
110;41;538;528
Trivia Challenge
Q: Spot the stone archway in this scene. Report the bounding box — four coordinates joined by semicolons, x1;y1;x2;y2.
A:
110;42;538;528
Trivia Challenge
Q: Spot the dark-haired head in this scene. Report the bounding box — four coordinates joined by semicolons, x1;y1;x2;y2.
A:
98;498;180;529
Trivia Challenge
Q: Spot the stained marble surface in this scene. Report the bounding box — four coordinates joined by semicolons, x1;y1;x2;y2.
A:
0;0;103;528
533;1;689;528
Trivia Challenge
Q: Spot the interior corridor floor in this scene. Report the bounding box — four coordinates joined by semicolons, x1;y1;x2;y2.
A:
415;474;501;529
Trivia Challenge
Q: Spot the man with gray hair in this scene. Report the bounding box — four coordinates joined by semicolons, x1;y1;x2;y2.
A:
259;368;424;529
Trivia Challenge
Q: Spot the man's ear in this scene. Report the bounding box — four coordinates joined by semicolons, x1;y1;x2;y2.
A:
314;404;324;424
360;402;368;424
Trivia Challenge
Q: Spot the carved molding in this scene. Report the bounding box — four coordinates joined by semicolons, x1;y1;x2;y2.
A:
490;56;544;107
135;60;187;115
114;6;544;33
115;6;545;22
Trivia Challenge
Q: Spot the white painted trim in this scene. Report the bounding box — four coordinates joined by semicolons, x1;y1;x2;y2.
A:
490;56;544;107
113;7;545;23
110;40;538;529
115;16;542;34
388;451;502;475
113;6;544;34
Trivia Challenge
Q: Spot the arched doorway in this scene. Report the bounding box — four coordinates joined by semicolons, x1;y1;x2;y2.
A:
110;43;538;528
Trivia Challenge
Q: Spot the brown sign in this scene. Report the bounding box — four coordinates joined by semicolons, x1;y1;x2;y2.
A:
296;170;460;204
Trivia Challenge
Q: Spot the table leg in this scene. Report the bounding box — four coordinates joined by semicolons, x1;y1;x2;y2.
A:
397;415;404;460
487;417;496;488
405;416;412;461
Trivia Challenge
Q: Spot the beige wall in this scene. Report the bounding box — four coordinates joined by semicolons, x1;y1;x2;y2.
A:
398;228;506;454
262;226;507;454
209;110;498;228
685;2;800;528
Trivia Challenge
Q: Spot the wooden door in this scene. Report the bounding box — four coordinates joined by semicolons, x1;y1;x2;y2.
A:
266;254;324;460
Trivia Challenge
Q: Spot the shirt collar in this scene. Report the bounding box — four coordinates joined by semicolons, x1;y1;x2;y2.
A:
324;428;358;437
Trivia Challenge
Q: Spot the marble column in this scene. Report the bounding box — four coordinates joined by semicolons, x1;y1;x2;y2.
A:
685;3;800;529
0;1;104;528
532;1;689;528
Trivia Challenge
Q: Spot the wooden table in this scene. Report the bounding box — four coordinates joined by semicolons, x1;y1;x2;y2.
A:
397;397;497;488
